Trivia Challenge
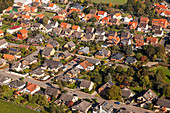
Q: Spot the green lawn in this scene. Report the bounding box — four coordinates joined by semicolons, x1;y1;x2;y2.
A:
91;0;127;5
150;67;170;84
0;100;38;113
43;12;55;18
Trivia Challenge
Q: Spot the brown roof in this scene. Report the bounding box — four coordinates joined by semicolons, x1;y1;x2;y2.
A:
79;60;93;69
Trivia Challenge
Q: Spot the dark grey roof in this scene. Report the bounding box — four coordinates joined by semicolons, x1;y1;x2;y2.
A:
110;53;124;60
99;101;114;112
107;30;116;36
0;75;9;83
30;67;44;75
8;80;25;88
59;93;74;102
0;39;7;46
59;50;71;58
56;75;71;82
45;24;52;30
100;81;114;90
21;20;30;25
156;98;170;108
53;27;62;33
80;79;93;89
66;41;75;48
139;89;158;101
23;54;37;64
84;33;94;40
32;23;41;27
42;47;53;56
71;31;83;38
51;21;57;26
95;48;109;57
86;58;100;65
48;39;59;47
45;86;60;96
125;57;136;64
121;88;133;98
72;101;91;112
78;47;89;54
43;59;63;69
86;26;94;33
121;32;131;39
95;28;105;34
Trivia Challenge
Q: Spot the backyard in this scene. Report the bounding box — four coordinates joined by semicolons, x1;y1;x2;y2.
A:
149;66;170;84
91;0;127;5
0;100;38;113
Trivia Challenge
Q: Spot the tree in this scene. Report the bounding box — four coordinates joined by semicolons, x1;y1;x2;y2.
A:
1;85;9;92
144;45;155;57
104;73;112;83
126;67;135;76
94;76;102;84
50;103;56;113
147;103;153;110
106;86;122;100
136;53;142;60
152;54;157;62
116;66;123;73
28;94;33;103
32;94;39;103
57;80;63;91
124;45;133;55
156;45;165;58
42;16;49;25
141;56;147;61
137;8;145;16
70;11;80;22
89;17;97;23
140;76;150;87
21;48;26;54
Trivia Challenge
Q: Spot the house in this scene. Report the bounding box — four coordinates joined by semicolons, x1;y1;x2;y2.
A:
53;15;65;20
146;37;158;44
101;17;110;25
42;59;63;72
121;87;135;99
60;22;71;29
72;25;81;31
41;24;52;33
93;101;114;113
125;57;136;64
46;39;59;48
107;30;117;37
113;13;122;20
60;28;74;37
86;26;94;33
27;34;44;46
9;48;20;55
137;89;158;103
3;54;15;61
110;53;124;62
137;23;148;31
17;29;28;40
66;67;80;78
153;30;164;37
21;20;31;27
128;22;138;30
134;34;144;43
42;47;55;58
58;9;67;17
30;67;45;78
98;81;114;95
160;10;170;17
155;98;170;111
124;15;133;23
59;0;68;4
96;35;107;42
76;60;94;71
7;26;22;34
78;47;89;54
0;29;4;37
11;61;29;71
21;83;40;95
63;41;75;51
52;27;62;36
56;75;72;82
107;18;119;25
121;32;131;40
81;33;95;42
59;50;71;60
107;36;120;45
152;25;162;31
0;39;8;49
50;21;58;28
0;75;11;84
8;80;25;90
80;79;94;91
45;86;61;98
59;93;78;104
97;11;107;18
48;3;58;11
0;58;7;67
71;31;84;39
140;17;149;24
35;13;44;20
121;38;133;46
95;28;105;35
152;19;168;28
72;101;92;113
86;58;100;65
165;44;170;54
95;48;111;58
155;4;167;11
31;23;44;31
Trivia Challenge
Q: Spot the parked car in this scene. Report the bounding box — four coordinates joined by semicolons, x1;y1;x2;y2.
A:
115;102;120;105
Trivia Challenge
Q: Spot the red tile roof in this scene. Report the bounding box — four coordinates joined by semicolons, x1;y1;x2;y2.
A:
26;83;38;92
79;60;93;69
19;29;28;34
0;29;3;34
60;22;68;28
10;26;21;29
72;25;79;30
3;54;14;60
98;11;106;15
147;37;158;43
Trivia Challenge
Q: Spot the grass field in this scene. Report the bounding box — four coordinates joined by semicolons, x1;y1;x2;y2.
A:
91;0;127;5
0;100;38;113
150;67;170;84
43;12;56;18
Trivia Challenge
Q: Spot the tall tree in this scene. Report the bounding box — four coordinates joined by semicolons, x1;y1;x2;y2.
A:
106;86;122;100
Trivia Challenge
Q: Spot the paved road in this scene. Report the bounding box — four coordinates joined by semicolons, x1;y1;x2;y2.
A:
0;70;154;113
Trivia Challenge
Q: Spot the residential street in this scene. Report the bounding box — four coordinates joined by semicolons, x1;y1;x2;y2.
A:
0;71;154;113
